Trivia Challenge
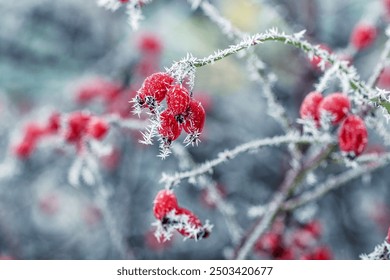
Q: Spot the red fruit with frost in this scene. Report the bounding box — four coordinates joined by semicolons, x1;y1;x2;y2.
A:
299;91;323;123
183;99;206;134
166;84;190;116
338;115;368;157
138;72;174;106
175;207;210;239
351;23;377;50
158;110;182;142
153;189;179;221
318;93;350;124
87;117;109;140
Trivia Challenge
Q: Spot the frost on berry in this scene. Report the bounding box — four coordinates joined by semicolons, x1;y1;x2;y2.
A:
166;84;190;116
152;189;212;241
183;99;206;145
318;93;350;125
153;189;179;221
350;23;377;50
158;110;182;145
87;117;110;140
299;91;323;125
338;115;368;158
135;72;174;112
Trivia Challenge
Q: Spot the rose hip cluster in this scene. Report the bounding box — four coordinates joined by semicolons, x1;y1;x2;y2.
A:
13;111;110;158
135;72;206;146
152;189;211;241
300;92;368;158
254;219;332;260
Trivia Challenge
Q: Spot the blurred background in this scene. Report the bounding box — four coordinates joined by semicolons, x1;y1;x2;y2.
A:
0;0;389;259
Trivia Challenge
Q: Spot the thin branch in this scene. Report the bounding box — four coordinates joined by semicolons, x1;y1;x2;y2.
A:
283;153;390;211
160;133;332;188
367;29;390;88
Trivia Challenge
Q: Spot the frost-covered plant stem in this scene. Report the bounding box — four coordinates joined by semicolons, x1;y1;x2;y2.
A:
234;144;335;259
283;152;390;211
367;30;390;88
189;0;290;131
160;133;332;188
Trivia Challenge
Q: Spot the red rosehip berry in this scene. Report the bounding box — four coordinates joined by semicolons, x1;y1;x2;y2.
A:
46;112;61;134
137;72;175;107
87;117;109;140
175;207;210;239
24;123;46;142
153;189;179;221
299;91;323;123
183;99;206;134
13;140;36;159
166;84;190;116
310;246;332;260
138;34;162;54
350;23;377;50
318;93;350;125
158;110;182;143
338;115;368;157
65;112;91;143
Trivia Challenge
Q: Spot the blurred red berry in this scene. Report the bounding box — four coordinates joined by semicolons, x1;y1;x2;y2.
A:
46;112;61;134
299;91;323;123
183;99;206;134
311;246;332;260
153;189;179;221
386;227;390;243
65;112;91;143
83;205;103;227
166;84;190;116
338;115;368;157
38;193;60;216
138;34;162;54
158;110;182;143
87;117;109;140
13;140;35;159
350;23;377;50
318;93;350;125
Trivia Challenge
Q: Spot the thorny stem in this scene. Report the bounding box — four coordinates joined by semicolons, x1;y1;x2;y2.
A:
160;134;332;188
234;144;335;259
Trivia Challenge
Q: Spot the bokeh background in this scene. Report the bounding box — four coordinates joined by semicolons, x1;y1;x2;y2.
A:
0;0;389;259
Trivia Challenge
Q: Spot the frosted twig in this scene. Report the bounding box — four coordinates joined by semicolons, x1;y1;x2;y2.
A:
367;27;390;88
360;240;390;260
283;152;390;211
234;144;335;259
160;133;332;188
190;0;290;130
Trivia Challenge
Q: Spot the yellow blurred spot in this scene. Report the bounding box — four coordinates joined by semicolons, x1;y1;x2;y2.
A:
222;0;261;31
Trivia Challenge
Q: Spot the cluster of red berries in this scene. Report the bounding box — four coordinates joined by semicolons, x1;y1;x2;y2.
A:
13;112;61;158
152;189;211;240
65;112;110;150
13;112;110;158
254;219;332;260
136;72;206;146
300;92;368;158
